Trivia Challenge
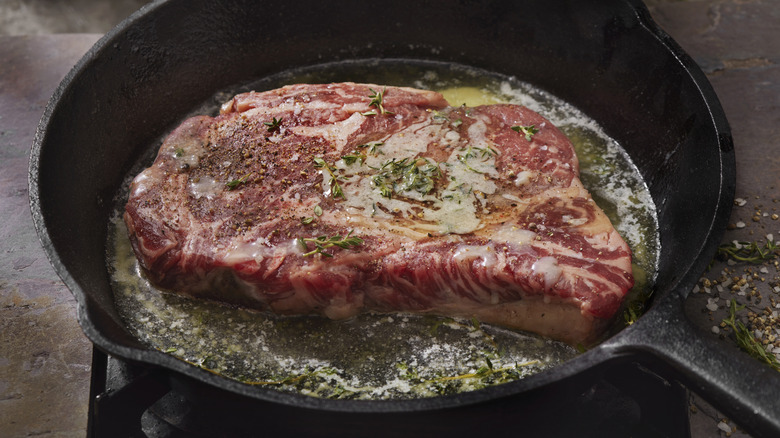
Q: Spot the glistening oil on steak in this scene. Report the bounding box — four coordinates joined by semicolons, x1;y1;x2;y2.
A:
108;60;653;397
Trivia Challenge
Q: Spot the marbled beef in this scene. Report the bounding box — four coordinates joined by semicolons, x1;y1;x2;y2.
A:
124;83;634;345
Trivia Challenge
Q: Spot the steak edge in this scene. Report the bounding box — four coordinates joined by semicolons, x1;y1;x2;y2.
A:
124;82;634;345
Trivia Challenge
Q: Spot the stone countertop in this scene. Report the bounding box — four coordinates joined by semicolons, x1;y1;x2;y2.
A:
0;2;778;437
646;1;780;437
1;34;99;437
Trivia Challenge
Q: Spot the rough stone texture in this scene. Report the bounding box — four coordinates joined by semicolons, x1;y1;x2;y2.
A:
0;34;98;438
647;1;780;437
0;1;778;436
0;0;148;35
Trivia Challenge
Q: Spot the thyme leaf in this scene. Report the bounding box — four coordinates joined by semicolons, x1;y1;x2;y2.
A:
511;124;539;141
341;154;365;166
313;157;346;199
264;117;283;132
226;173;252;190
363;88;393;116
356;142;384;155
457;152;483;174
371;156;442;198
722;299;780;371
455;145;499;174
299;230;364;257
399;359;540;385
431;110;449;122
241;366;344;390
717;240;779;264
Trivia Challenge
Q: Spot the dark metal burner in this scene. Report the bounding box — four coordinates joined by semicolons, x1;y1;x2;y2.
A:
88;348;689;438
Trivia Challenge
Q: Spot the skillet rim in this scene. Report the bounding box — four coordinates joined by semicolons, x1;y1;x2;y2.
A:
27;0;735;414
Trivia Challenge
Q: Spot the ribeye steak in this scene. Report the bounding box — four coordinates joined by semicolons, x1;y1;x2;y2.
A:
124;82;634;345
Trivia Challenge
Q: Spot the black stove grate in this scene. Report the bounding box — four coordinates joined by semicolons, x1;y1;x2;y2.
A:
87;347;690;438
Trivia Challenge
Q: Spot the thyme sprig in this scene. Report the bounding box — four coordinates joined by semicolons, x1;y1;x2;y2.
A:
356;142;384;155
511;124;539;141
313;157;346;199
264;117;283;132
717;240;779;264
341;154;365;166
297;230;364;257
722;299;780;372
623;300;643;326
397;359;540;387
371;156;442;198
243;366;340;386
456;145;497;174
341;143;384;167
362;88;393;116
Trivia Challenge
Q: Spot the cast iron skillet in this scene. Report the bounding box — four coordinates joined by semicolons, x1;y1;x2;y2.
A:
28;0;780;436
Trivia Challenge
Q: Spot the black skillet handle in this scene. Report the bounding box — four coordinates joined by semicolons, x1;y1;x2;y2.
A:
610;291;780;438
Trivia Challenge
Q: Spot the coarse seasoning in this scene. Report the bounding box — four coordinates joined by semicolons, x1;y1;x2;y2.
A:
692;195;780;369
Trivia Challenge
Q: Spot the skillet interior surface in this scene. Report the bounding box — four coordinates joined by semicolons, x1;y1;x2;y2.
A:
29;0;753;431
106;56;664;401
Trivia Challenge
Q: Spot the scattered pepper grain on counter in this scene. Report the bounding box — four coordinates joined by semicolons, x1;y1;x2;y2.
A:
692;195;780;371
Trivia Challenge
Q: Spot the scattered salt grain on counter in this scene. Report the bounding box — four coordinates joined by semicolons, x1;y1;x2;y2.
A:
717;421;733;434
712;326;720;334
735;221;746;229
735;198;747;207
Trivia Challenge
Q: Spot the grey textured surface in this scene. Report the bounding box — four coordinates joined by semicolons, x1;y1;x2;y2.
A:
1;1;778;437
0;0;148;35
0;33;100;438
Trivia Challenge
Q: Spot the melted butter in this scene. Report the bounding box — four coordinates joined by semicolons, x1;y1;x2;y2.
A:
333;115;500;235
292;112;365;153
453;244;498;268
110;59;659;400
129;171;156;198
532;256;563;289
438;86;505;106
223;238;272;264
189;175;223;200
491;224;537;248
514;170;536;186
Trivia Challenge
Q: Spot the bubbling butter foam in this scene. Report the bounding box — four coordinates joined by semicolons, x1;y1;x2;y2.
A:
108;60;659;400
